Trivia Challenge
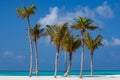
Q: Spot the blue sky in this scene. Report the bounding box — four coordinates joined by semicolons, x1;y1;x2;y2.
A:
0;0;120;71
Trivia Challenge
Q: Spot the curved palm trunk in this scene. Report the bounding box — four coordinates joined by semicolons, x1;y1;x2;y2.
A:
64;53;72;77
54;46;60;78
27;18;33;77
80;33;84;78
34;40;39;76
64;52;67;72
90;52;93;76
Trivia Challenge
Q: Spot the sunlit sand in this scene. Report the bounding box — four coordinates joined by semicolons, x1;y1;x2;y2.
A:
0;75;120;80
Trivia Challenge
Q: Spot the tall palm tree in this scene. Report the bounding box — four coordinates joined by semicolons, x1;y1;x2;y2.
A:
85;33;102;76
71;17;99;78
61;34;81;77
46;23;68;78
30;24;45;76
16;4;36;77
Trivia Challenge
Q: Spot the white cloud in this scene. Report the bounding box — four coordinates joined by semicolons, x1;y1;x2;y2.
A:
111;37;120;46
95;1;114;18
61;6;96;25
38;6;96;26
103;37;120;46
38;1;114;28
38;7;58;25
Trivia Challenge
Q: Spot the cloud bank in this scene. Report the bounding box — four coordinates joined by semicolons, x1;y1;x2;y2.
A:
38;1;114;27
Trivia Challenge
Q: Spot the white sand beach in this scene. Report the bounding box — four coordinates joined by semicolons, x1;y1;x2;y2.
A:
0;75;120;80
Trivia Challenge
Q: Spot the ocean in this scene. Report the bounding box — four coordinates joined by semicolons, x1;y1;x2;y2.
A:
0;70;120;76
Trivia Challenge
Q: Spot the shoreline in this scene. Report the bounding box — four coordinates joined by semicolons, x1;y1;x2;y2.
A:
0;75;120;80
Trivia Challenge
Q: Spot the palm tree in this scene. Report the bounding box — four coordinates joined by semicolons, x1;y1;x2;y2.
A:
30;24;45;76
16;4;36;77
61;33;81;77
71;17;99;78
46;23;68;78
85;33;102;76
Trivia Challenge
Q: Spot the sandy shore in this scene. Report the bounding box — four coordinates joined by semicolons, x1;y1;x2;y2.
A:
0;75;120;80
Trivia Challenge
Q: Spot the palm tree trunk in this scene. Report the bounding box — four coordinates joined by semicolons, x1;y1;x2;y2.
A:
80;33;84;78
64;52;67;72
64;53;72;77
34;40;39;76
90;52;93;76
27;17;33;77
54;46;60;78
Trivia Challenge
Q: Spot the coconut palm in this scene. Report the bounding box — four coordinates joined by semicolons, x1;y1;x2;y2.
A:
71;17;99;78
61;33;81;77
46;23;68;78
85;33;102;76
30;24;45;76
16;4;36;77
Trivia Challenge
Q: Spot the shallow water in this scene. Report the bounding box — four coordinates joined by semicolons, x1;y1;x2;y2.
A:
0;70;120;76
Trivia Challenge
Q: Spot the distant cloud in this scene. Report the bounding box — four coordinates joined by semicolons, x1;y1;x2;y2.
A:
15;55;25;61
38;7;58;25
95;1;114;18
111;37;120;46
103;37;120;46
38;1;114;28
3;51;25;60
3;51;13;57
16;55;25;59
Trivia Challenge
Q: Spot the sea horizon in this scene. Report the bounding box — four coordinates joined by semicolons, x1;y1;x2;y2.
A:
0;70;120;76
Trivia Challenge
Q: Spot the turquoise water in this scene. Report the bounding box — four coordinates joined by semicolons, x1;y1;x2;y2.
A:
0;70;120;76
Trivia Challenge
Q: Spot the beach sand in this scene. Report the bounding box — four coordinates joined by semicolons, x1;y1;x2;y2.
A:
0;75;120;80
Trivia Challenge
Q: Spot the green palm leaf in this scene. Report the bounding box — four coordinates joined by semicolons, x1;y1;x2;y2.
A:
85;32;103;53
31;24;45;41
71;17;99;33
61;33;81;54
46;23;69;47
16;4;36;19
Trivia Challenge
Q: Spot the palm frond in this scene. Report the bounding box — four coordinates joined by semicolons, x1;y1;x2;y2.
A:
71;17;100;33
27;5;37;15
72;39;81;52
61;33;81;54
85;18;93;26
71;24;80;29
46;23;69;47
94;35;103;47
16;4;36;19
22;4;28;13
86;26;100;30
31;24;45;41
85;33;103;54
16;8;27;19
